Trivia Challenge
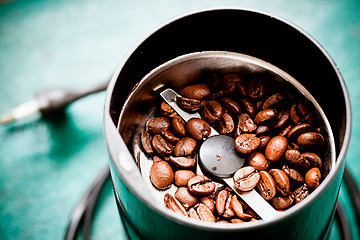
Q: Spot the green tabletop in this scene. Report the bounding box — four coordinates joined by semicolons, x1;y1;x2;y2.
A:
0;0;359;239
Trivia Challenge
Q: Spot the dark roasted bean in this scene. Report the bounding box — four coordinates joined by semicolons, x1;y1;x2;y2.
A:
237;113;257;133
270;194;294;210
265;136;288;162
150;161;174;189
285;149;311;172
216;113;235;134
216;189;231;217
248;152;268;171
169;156;196;169
287;123;312;140
235;134;261;154
262;93;286;110
269;169;290;196
164;193;187;216
282;165;304;183
201;100;223;123
185;118;211;141
290;103;314;124
297;132;324;150
188;175;215;196
141;131;153;155
161;130;179;143
258;136;271;151
181;84;211;99
152;134;173;156
147;117;170;135
293;184;310;204
302;152;322;168
272;110;290;129
247;76;269;99
238;99;256;118
257;171;276;200
172;116;186;137
221;98;242;115
278;124;293;137
160;101;177;118
256;125;270;136
175;187;198;208
231;195;252;220
254;109;276;125
233;166;260;191
174;137;197;157
305;167;321;191
177;96;204;112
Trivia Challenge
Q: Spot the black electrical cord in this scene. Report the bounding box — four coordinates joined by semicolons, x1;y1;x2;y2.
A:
64;166;110;240
335;201;351;240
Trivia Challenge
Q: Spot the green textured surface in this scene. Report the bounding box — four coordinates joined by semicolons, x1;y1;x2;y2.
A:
0;0;359;239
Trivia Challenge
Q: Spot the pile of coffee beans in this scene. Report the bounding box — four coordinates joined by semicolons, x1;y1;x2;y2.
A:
141;72;326;223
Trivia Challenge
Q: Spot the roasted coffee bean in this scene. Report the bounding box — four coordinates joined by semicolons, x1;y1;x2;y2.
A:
169;156;196;169
285;149;311;172
208;72;221;92
282;165;304;183
270;194;294;210
175;187;198;208
201;100;223;123
216;113;235;134
265;136;288;162
172;116;186;137
161;130;179;143
160;101;177;118
293;184;309;204
233;166;260;191
256;99;265;111
147;117;170;135
177;96;204;112
191;203;216;222
164;193;187;216
269;169;290;196
235;134;261;154
185;118;211;140
181;84;211;99
290;103;314;124
222;75;238;95
141;131;153;155
256;125;270;136
152;134;173;156
245;207;260;219
262;93;286;110
257;171;276;200
305;167;321;191
287;123;312;140
199;195;215;213
297;132;324;150
174;170;195;187
238;99;256;118
278;124;293;137
254;109;276;125
222;73;246;96
302;152;322;168
188;208;201;220
247;76;269;99
287;142;300;151
217;220;230;223
272;110;290;129
216;189;235;218
258;136;271;151
150;161;174;189
231;195;252;220
188;175;215;196
237;113;257;133
174;137;197;157
248;152;268;171
221;98;242;115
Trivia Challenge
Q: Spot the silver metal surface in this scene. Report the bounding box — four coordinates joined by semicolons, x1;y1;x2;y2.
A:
117;50;336;221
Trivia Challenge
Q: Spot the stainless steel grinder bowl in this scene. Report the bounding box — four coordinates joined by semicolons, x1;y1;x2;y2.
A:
104;8;351;240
